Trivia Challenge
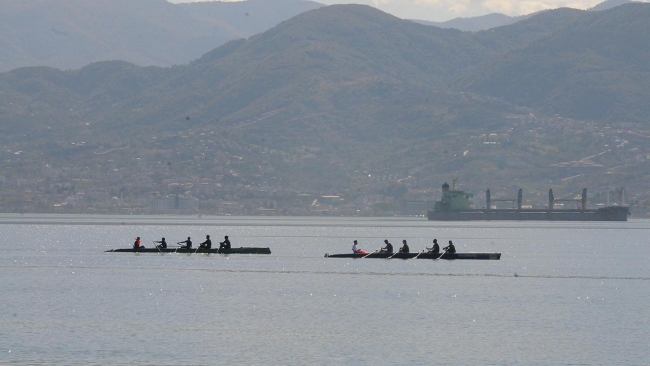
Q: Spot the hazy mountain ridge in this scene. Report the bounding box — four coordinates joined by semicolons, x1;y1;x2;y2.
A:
0;0;323;72
589;0;636;11
415;13;533;32
472;8;587;52
414;0;634;31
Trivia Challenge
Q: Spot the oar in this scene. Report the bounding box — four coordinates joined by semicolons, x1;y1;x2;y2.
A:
362;249;379;259
152;241;163;254
437;248;449;260
387;251;400;259
194;245;200;254
413;249;425;259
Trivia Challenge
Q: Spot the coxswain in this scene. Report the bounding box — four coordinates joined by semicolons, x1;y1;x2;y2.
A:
399;239;409;253
443;240;456;254
199;235;212;249
133;237;144;249
219;236;231;250
380;239;393;254
154;237;167;249
427;239;440;254
178;237;192;249
352;240;368;254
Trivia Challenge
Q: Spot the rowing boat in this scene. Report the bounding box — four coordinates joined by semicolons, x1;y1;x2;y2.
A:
106;247;271;254
324;252;500;260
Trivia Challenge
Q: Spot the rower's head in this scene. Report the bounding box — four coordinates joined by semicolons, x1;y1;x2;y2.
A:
449;240;453;244
225;236;228;239
354;240;357;244
402;240;407;244
136;237;140;240
384;239;388;244
206;235;210;239
162;237;165;240
188;237;191;240
433;239;438;243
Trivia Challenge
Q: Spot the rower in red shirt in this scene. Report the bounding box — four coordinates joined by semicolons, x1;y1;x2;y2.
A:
133;237;144;249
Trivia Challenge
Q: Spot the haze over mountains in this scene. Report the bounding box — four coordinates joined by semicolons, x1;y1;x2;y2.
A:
1;2;649;215
0;0;323;72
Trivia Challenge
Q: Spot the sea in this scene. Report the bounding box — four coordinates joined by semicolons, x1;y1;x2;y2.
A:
1;214;649;366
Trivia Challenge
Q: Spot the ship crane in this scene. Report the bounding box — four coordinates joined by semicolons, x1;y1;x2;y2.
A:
486;189;523;210
549;188;587;210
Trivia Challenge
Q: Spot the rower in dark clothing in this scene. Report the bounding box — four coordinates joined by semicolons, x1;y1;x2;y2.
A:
133;237;144;249
219;236;231;250
177;237;192;249
154;237;167;249
380;239;393;254
199;235;212;249
399;239;409;253
443;240;456;254
427;239;440;254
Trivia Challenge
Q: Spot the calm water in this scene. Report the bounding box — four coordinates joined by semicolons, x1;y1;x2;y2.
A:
1;214;649;365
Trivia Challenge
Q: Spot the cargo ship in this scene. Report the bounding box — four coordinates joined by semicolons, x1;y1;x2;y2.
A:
427;182;629;221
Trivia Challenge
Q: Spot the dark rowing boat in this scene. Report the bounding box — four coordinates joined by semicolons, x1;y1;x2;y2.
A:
324;252;500;260
106;247;271;254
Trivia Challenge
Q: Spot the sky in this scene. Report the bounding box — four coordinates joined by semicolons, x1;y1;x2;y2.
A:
168;0;641;22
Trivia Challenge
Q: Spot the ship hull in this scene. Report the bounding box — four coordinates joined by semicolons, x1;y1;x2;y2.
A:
427;207;629;221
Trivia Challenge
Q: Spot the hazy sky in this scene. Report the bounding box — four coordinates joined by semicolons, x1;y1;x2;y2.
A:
168;0;643;21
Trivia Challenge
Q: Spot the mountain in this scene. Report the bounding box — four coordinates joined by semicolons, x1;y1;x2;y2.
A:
1;5;503;157
168;5;493;120
415;13;533;32
0;0;323;72
454;3;650;123
1;4;650;214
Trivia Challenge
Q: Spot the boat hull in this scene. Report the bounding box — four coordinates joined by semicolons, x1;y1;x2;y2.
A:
106;247;271;254
427;206;629;221
325;252;500;260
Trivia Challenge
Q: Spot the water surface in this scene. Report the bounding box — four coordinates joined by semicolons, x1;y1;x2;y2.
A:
1;215;649;365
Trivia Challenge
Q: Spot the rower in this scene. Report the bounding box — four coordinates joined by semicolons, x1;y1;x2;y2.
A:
219;236;231;250
178;237;192;249
380;239;393;254
352;240;368;254
427;239;440;254
443;240;456;254
154;237;167;249
133;236;144;249
199;235;212;249
399;239;409;253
